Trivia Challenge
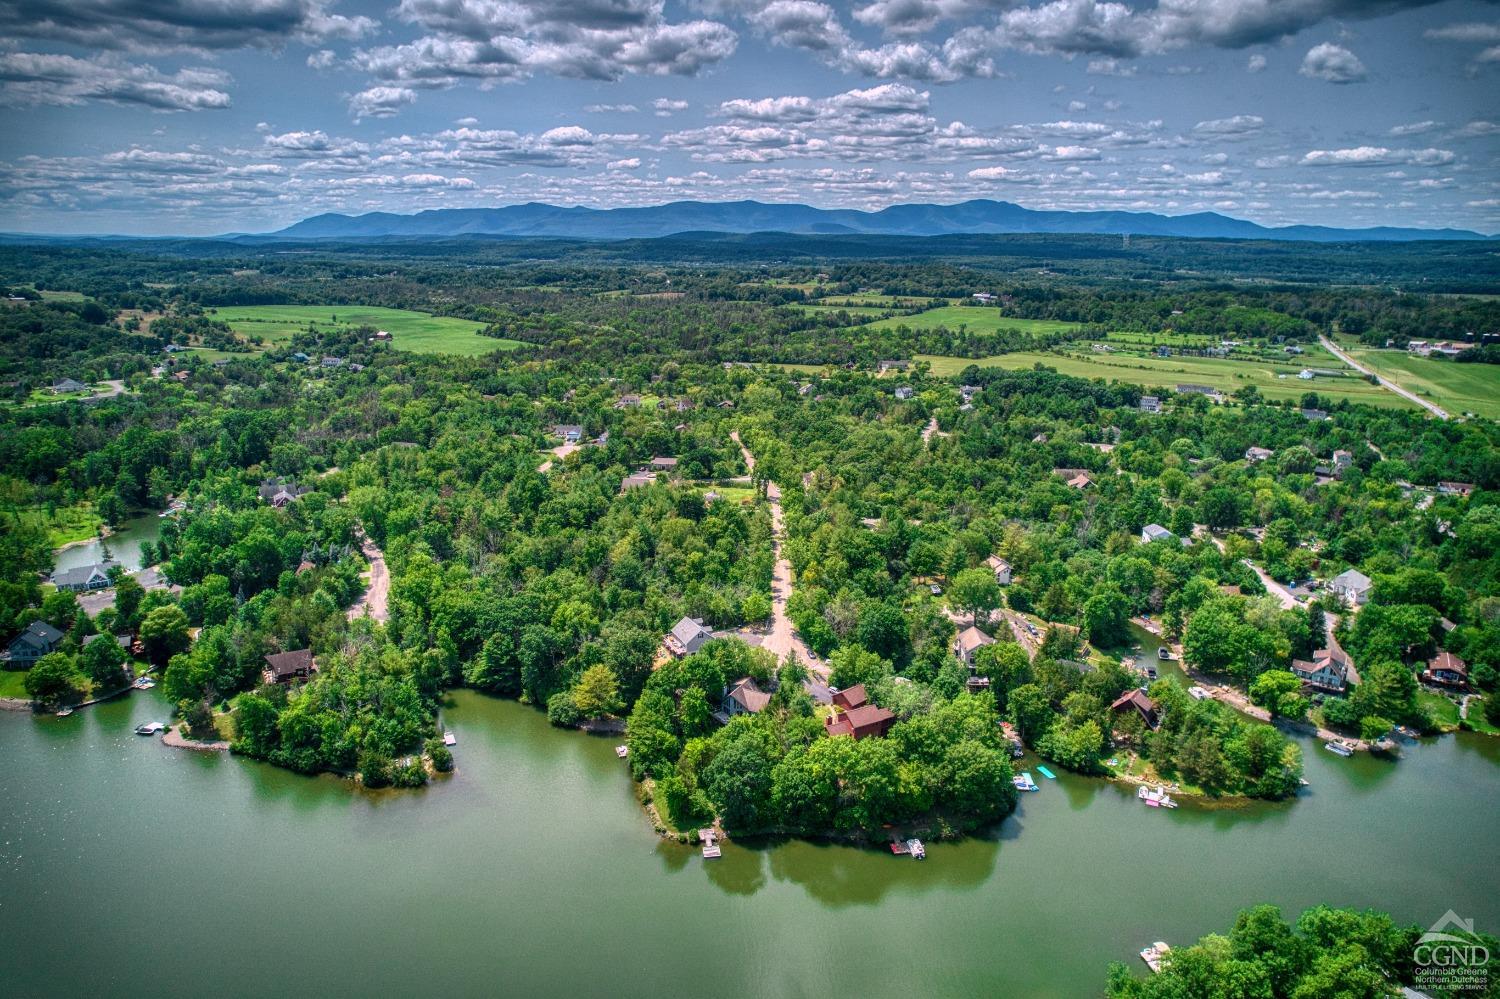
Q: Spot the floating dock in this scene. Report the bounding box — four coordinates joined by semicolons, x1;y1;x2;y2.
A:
615;745;628;758
1036;765;1056;780
1140;942;1171;973
1013;772;1039;792
1324;741;1355;757
442;731;456;746
699;829;721;859
1138;786;1177;808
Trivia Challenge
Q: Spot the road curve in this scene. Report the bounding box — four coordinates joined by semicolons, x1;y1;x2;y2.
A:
1318;336;1448;420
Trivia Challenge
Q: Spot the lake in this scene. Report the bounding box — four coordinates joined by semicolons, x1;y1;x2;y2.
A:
3;688;1497;998
52;513;162;573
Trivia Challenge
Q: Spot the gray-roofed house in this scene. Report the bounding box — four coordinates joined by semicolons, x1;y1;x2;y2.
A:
1291;649;1349;693
554;424;583;444
50;561;116;592
262;649;317;685
1245;446;1274;463
258;477;311;507
648;456;679;472
1328;568;1373;606
52;377;88;394
5;621;65;664
985;554;1012;585
1139;396;1161;413
664;616;713;659
722;677;771;717
894;386;914;400
619;471;656;492
1141;523;1178;545
1301;407;1329;422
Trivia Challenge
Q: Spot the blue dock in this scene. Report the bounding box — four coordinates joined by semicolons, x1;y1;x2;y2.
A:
1036;765;1056;780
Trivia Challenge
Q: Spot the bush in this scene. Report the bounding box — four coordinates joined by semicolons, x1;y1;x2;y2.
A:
546;690;581;727
426;737;454;772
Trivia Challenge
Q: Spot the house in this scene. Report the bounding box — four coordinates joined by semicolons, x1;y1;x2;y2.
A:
1332;450;1353;476
1245;446;1274;463
1054;467;1093;489
1438;481;1475;497
985;554;1012;585
614;394;642;409
1141;523;1177;545
972;292;996;302
1110;689;1160;730
664;616;712;658
954;626;995;667
878;359;909;373
723;677;771;716
1298;369;1316;380
648;456;678;472
1300;408;1329;422
369;330;393;342
1291;650;1349;693
82;633;132;652
619;471;656;492
320;356;344;368
262;649;316;685
50;562;116;592
291;352;309;362
554;424;583;444
258;477;311;507
1284;345;1304;355
1139;396;1161;413
825;684;895;739
52;377;88;394
894;386;914;400
172;370;190;383
959;384;981;402
163;343;188;354
674;398;693;412
1423;651;1469;688
1176;383;1219;398
5;621;65;665
797;382;813;396
1327;568;1373;606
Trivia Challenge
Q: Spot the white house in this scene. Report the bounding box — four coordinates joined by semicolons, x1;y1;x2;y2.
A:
1141;524;1177;545
1298;369;1316;380
954;626;995;667
1291;649;1349;693
985;554;1012;585
1327;568;1373;606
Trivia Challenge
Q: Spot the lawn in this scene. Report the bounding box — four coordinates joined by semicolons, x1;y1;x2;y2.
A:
15;504;104;547
208;305;526;357
1419;690;1461;732
857;307;1081;335
0;669;29;699
916;349;1412;409
1342;346;1500;420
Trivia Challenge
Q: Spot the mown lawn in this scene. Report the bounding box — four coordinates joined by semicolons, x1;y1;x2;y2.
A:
0;669;30;699
916;349;1411;409
1344;346;1500;420
858;307;1081;335
209;305;526;357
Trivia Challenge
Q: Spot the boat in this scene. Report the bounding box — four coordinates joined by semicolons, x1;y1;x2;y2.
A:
1013;772;1039;792
442;731;456;746
615;745;628;758
1157;646;1174;661
906;838;925;860
133;678;156;690
890;840;909;855
55;707;73;717
134;722;166;735
1143;664;1158;680
1395;725;1420;740
1324;741;1355;757
1036;765;1056;780
1140;942;1171;974
1187;685;1209;701
1137;786;1177;808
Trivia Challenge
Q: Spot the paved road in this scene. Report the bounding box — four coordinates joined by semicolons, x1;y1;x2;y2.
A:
1319;335;1448;419
731;431;824;683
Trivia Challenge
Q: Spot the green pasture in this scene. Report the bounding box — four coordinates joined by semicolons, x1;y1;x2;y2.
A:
209;305;524;357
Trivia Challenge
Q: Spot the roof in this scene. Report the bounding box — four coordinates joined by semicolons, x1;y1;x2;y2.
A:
263;649;315;679
725;677;771;713
669;616;712;653
832;683;869;709
1111;689;1156;715
1428;650;1468;675
1142;524;1175;541
956;626;995;654
842;704;895;732
1329;568;1372;591
51;562;115;586
14;620;65;647
650;456;678;467
985;554;1010;571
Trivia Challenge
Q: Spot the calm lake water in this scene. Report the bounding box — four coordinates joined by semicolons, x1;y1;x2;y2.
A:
52;513;162;573
3;688;1497;999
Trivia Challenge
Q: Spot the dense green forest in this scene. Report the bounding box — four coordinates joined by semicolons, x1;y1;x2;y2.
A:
1;241;1496;833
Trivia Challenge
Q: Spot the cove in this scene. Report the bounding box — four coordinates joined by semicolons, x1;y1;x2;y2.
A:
3;687;1497;999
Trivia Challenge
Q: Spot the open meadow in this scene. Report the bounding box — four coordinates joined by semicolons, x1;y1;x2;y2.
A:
209;305;524;356
1343;346;1500;420
857;307;1082;335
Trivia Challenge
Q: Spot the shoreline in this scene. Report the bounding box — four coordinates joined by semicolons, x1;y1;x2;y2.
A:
161;725;230;752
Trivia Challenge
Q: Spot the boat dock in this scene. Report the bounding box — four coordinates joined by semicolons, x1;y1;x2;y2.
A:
1140;941;1171;973
1138;786;1177;808
615;745;628;758
699;829;721;859
1013;772;1039;792
442;731;456;746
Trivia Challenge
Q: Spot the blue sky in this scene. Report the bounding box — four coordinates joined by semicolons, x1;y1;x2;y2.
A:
0;0;1496;235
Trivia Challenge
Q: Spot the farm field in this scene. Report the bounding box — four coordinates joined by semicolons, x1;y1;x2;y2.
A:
1342;346;1500;420
858;307;1081;335
916;349;1413;408
209;305;524;356
810;294;946;308
790;304;892;318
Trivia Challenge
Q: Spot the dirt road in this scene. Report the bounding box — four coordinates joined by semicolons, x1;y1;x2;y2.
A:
348;532;390;623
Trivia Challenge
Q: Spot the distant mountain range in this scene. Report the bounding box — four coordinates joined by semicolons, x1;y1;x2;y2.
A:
269;199;1489;243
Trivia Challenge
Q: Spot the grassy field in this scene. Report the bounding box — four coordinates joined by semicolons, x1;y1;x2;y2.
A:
209;305;525;357
811;294;945;309
858;307;1081;335
790;304;892;318
0;669;29;699
916;349;1412;408
1342;346;1500;420
15;504;104;547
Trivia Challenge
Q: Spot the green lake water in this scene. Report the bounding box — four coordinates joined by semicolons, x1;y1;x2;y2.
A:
52;513;162;573
3;688;1497;998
